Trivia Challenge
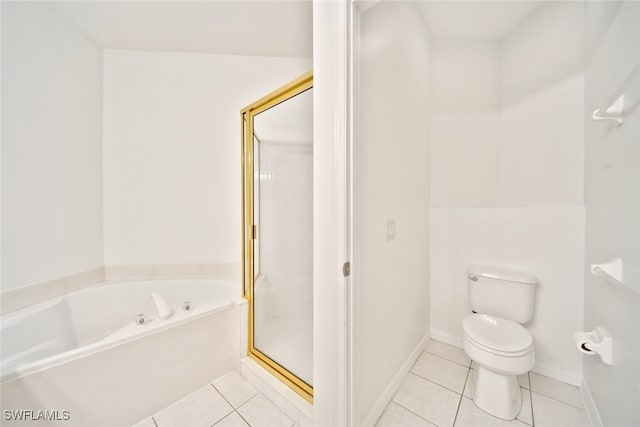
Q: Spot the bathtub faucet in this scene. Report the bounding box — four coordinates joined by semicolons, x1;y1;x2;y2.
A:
150;293;173;320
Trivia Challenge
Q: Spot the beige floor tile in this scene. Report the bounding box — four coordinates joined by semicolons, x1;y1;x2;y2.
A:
154;385;233;427
131;417;156;427
376;402;436;426
517;388;533;425
529;373;583;408
214;411;249;427
213;371;259;409
454;397;529;427
531;392;589;427
412;352;469;393
237;394;293;427
393;373;461;427
425;340;472;367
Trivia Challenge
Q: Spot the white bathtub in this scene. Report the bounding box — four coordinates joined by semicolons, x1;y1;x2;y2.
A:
0;279;244;426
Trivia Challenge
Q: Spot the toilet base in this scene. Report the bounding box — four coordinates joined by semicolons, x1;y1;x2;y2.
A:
471;366;522;420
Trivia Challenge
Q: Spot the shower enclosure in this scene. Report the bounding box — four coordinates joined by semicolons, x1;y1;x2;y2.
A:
241;72;313;402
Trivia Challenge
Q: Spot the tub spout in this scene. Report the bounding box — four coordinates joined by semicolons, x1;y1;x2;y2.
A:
150;292;173;320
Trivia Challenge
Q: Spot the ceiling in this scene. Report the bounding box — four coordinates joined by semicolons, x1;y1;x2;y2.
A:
415;1;542;40
49;1;539;56
50;1;312;58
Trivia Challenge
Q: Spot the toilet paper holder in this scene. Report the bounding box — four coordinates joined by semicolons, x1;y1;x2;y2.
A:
574;327;613;366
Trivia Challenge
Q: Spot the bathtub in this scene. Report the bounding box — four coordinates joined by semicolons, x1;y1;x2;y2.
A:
0;279;244;426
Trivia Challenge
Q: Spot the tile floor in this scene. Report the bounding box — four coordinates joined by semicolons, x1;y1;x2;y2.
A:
133;340;590;427
376;340;590;427
132;371;295;427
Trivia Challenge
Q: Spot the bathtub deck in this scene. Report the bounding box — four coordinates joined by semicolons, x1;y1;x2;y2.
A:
132;371;296;427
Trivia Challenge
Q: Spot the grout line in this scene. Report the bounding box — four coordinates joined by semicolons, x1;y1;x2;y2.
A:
391;370;465;426
389;400;440;427
209;383;236;426
210;411;227;427
423;349;472;369
210;380;260;412
408;371;466;396
529;372;536;427
529;388;587;411
452;368;471;426
528;373;586;410
235;409;252;427
515;388;531;426
211;383;235;408
210;410;244;427
236;391;260;411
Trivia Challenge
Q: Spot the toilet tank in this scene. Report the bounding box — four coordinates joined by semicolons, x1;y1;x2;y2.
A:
468;265;538;324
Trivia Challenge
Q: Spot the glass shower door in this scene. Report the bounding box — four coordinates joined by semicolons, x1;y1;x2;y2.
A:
242;72;313;401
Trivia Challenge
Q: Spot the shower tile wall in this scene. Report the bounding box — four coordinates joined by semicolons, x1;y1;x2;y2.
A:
257;141;313;321
429;2;586;384
253;125;313;383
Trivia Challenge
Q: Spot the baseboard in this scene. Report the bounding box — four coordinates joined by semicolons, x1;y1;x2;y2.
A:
532;361;582;387
430;329;584;387
361;332;431;427
429;329;462;348
580;378;603;427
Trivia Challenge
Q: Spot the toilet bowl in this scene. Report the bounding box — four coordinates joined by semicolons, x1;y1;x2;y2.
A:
462;313;534;419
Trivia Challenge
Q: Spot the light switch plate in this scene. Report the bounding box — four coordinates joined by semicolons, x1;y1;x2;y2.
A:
386;219;396;241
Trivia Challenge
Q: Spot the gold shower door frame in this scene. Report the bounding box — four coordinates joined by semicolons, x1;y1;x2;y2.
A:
241;71;313;403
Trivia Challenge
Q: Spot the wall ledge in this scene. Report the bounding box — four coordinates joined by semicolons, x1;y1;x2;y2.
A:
104;262;241;282
0;266;105;315
1;263;242;316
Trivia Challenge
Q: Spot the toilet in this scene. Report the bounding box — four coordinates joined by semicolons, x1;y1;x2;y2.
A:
462;265;538;420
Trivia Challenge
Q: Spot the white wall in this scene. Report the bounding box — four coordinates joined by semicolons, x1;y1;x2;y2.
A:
429;2;585;384
102;49;311;269
432;38;498;113
2;2;103;290
499;2;586;106
583;2;640;425
354;3;431;425
430;37;499;208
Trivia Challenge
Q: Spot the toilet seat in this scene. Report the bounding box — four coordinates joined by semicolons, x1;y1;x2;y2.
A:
463;314;532;357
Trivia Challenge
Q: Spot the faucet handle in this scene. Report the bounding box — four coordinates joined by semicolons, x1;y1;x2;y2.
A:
134;313;147;325
183;301;192;311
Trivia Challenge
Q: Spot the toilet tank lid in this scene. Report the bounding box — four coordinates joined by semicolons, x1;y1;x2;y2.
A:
468;265;538;285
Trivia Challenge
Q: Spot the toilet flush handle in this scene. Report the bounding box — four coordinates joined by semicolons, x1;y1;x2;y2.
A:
468;274;479;281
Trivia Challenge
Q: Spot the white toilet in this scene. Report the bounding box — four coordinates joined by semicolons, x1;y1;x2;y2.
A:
462;265;538;420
